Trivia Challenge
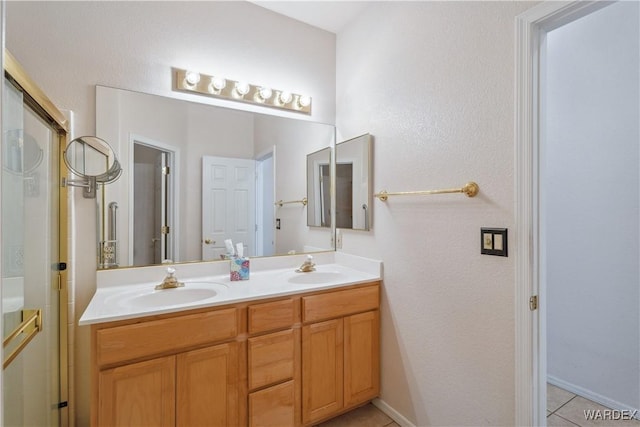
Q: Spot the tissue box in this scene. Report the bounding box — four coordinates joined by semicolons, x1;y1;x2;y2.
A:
230;257;250;281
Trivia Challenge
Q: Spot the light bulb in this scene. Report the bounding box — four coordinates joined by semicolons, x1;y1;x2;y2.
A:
258;87;273;101
210;76;226;91
235;81;250;96
297;95;311;108
279;91;293;104
184;71;201;86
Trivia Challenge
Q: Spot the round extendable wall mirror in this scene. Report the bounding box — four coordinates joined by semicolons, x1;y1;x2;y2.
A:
63;136;122;198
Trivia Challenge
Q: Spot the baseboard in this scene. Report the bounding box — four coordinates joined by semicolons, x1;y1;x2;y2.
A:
548;375;640;420
372;398;417;427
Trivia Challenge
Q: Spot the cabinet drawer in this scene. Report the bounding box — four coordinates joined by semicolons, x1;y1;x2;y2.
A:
97;308;238;366
248;329;295;390
248;298;296;334
249;380;295;427
302;284;379;323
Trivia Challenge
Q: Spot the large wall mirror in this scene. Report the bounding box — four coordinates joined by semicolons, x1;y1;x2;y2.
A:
96;85;335;269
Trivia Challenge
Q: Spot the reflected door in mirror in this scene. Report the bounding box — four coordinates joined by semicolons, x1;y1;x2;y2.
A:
133;144;173;265
202;156;256;260
307;147;331;228
336;163;353;229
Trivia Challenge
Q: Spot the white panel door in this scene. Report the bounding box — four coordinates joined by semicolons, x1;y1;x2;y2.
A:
202;156;256;260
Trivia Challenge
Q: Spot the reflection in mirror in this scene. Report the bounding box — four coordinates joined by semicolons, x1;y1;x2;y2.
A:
3;130;43;175
307;147;331;228
96;86;335;268
335;134;372;231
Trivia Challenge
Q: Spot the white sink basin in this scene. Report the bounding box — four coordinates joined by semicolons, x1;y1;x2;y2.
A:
105;282;228;309
287;271;345;285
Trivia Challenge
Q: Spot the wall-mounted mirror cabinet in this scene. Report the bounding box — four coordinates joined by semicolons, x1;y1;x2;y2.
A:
335;134;372;231
96;86;335;269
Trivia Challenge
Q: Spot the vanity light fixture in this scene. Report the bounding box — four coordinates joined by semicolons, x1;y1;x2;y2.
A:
297;95;311;108
257;86;273;102
278;91;293;105
173;67;311;114
209;76;227;93
235;81;250;97
184;70;201;86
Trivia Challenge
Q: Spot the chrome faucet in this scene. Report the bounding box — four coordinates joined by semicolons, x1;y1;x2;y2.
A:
155;267;185;290
295;255;316;273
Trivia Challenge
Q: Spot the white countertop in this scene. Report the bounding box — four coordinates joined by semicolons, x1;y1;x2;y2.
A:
79;252;382;326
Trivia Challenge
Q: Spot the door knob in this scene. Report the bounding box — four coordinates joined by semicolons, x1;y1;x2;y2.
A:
204;239;215;245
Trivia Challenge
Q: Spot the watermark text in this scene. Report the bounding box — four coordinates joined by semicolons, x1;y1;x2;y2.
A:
584;409;638;421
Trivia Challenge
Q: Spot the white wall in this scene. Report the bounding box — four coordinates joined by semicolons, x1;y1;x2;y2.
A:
544;1;640;412
336;2;535;425
6;2;336;425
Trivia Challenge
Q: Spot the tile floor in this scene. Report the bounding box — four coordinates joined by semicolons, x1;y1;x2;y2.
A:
315;403;399;427
314;386;640;427
548;383;640;427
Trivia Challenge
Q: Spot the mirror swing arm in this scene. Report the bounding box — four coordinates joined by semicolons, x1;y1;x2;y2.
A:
61;175;97;198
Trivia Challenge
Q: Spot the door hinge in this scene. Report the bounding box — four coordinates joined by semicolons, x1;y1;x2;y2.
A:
162;166;170;175
529;295;538;311
161;226;170;235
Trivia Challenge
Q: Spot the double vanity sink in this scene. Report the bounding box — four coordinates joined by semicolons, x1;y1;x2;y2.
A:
80;252;382;426
80;252;381;325
94;268;350;312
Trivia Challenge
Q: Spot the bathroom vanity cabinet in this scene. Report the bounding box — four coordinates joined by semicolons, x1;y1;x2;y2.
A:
93;308;241;426
301;285;380;424
90;282;380;426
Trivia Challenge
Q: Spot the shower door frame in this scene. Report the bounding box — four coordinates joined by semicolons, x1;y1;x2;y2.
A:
3;49;70;426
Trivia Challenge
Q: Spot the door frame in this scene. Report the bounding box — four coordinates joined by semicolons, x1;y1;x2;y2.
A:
514;2;611;425
128;134;180;265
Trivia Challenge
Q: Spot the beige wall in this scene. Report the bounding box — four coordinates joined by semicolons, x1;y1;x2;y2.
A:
336;2;535;425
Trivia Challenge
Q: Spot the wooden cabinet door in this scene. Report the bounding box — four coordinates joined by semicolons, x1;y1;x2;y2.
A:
302;318;343;424
98;356;176;427
176;342;239;427
344;310;380;408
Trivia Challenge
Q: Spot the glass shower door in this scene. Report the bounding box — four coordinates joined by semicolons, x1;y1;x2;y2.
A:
2;78;61;426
